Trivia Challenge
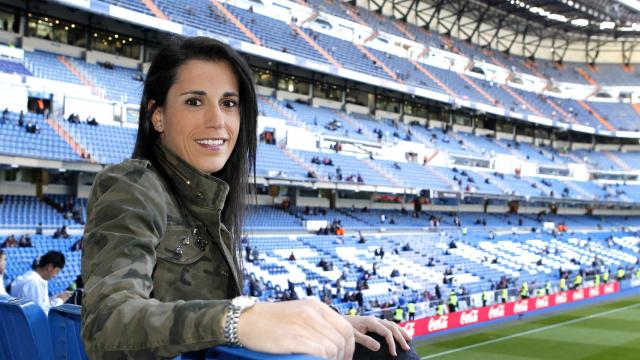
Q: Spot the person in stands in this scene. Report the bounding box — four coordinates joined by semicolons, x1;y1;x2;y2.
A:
1;234;18;248
10;251;70;314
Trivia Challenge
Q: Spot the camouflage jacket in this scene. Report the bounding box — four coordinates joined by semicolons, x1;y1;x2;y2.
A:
81;142;241;359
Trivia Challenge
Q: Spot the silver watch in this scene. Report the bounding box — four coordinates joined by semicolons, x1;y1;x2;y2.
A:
224;296;257;347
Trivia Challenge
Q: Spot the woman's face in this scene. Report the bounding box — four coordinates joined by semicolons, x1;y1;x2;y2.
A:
153;59;241;174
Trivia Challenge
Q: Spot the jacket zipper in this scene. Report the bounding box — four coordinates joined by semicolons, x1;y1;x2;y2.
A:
161;155;192;186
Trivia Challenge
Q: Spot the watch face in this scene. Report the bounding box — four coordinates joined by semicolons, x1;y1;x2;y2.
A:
232;296;257;308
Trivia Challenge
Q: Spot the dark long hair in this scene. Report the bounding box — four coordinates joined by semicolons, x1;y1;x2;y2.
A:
132;36;256;277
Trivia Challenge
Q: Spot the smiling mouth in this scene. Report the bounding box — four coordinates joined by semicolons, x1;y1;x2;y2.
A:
195;138;227;146
194;138;228;151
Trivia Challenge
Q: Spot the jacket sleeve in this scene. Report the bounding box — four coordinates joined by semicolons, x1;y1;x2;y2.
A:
81;162;231;359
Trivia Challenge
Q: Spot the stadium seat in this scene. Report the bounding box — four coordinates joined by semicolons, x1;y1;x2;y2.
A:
48;304;89;360
0;295;54;360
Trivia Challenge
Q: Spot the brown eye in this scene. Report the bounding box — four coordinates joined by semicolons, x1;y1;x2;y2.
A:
222;99;238;108
185;98;202;106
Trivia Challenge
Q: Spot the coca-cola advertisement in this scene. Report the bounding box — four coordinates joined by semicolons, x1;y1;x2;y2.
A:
535;296;549;309
459;310;480;325
554;292;568;304
400;283;620;338
488;304;506;320
572;289;585;301
603;283;616;294
427;315;449;332
513;300;529;313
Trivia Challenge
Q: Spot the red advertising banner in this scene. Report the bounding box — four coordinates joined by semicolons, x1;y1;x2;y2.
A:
400;282;620;338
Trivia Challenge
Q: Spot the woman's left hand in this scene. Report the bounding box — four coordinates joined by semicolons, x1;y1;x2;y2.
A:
343;316;412;356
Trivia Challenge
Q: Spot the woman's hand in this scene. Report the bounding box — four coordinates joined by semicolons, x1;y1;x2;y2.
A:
343;316;412;357
237;299;355;359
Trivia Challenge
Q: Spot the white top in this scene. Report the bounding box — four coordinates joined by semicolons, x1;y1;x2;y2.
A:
0;276;7;296
9;270;62;314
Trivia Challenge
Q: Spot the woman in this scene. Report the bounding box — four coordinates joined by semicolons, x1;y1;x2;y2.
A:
81;36;412;359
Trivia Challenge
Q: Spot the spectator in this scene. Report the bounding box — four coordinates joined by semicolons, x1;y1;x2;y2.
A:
2;234;18;248
419;256;433;268
288;252;296;261
0;249;6;295
65;275;84;306
18;110;24;127
245;245;252;262
35;222;43;235
72;203;84;224
53;225;70;239
10;251;70;314
71;237;83;251
1;107;8;124
18;235;32;248
357;231;366;244
280;198;290;211
25;122;40;134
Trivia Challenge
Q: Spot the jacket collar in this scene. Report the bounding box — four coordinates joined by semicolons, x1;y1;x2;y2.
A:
153;141;230;211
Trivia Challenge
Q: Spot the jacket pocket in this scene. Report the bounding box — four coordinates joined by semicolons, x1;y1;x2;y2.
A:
156;225;207;265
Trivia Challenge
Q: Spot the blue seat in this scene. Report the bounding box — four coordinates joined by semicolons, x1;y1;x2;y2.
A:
0;295;54;360
48;304;89;360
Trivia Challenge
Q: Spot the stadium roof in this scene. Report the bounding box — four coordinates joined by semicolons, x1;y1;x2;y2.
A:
362;0;640;61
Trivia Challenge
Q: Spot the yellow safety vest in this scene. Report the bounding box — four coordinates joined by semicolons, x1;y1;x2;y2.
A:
501;288;508;300
437;304;445;315
537;288;545;296
574;275;582;285
559;278;566;289
347;308;357;316
449;293;458;306
594;274;600;286
393;308;404;321
407;303;416;313
617;269;625;279
603;272;609;282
